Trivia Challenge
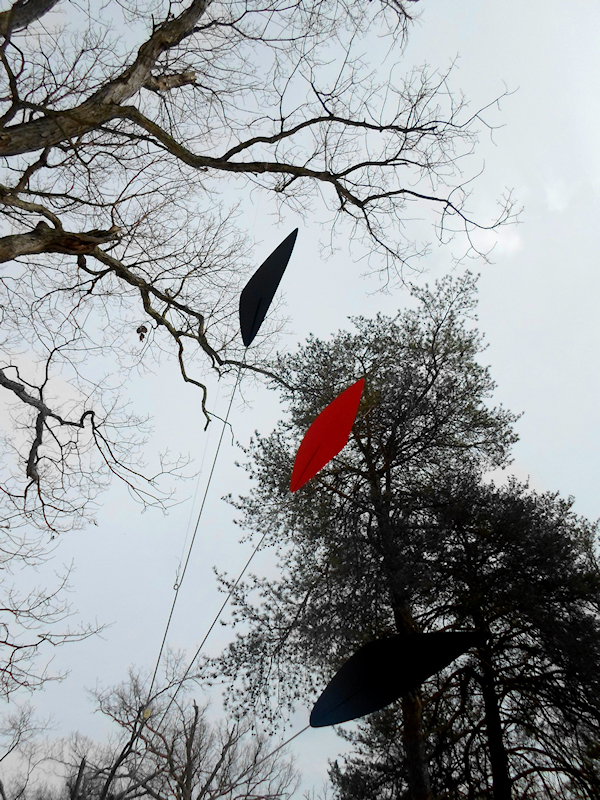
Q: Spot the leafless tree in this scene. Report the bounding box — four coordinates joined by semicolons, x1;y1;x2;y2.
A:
0;0;516;534
0;523;98;702
3;658;299;800
0;704;47;769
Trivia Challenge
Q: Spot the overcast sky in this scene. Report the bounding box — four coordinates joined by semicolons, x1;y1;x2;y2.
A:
6;0;600;796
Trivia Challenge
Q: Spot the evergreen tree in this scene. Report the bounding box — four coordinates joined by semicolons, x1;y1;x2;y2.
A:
216;274;519;799
328;476;600;798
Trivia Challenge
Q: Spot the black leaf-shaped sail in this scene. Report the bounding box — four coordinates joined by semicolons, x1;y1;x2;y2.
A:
239;229;298;347
310;632;483;728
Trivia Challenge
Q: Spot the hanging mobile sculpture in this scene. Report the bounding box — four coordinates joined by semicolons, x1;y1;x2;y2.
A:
239;228;299;347
290;377;365;492
237;242;480;732
146;221;483;761
310;632;484;727
234;229;485;738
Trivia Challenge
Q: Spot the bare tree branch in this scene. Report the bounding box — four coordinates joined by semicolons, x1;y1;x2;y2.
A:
0;0;60;37
0;0;516;537
0;0;211;156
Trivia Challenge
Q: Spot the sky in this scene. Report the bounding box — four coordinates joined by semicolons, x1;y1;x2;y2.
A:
4;0;600;796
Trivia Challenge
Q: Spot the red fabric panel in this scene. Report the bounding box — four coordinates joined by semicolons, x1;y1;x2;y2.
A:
290;378;365;493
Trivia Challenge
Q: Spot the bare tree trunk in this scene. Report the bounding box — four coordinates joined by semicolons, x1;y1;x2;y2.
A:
70;757;86;800
392;598;433;800
401;691;433;800
479;646;512;800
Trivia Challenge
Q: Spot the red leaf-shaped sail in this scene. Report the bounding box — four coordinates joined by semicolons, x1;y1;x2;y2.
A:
310;632;483;728
290;378;365;493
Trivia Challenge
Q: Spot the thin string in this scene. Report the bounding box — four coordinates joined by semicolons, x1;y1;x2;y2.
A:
149;527;269;719
100;363;247;800
147;361;245;701
253;724;311;771
150;472;303;714
148;492;298;728
107;379;309;796
175;380;223;583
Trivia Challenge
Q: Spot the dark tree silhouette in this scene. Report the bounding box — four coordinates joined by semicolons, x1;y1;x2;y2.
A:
329;476;600;799
213;274;519;799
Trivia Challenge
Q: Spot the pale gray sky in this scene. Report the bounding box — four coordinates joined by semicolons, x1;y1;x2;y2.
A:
6;0;600;795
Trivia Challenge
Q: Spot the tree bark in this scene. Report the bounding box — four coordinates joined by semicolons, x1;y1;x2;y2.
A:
0;0;60;36
401;691;433;800
0;0;211;157
0;221;120;261
478;642;512;800
70;757;86;800
392;597;433;800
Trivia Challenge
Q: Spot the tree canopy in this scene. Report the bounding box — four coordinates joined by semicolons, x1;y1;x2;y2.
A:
213;274;600;798
0;0;517;535
330;477;600;799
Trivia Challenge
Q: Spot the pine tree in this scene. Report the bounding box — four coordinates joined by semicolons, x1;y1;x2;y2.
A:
216;274;520;799
329;476;600;798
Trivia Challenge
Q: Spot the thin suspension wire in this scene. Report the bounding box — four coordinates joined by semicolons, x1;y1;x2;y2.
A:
128;380;281;788
101;522;306;800
176;380;223;577
253;724;311;771
144;579;310;792
150;527;269;719
147;362;244;701
118;388;309;790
